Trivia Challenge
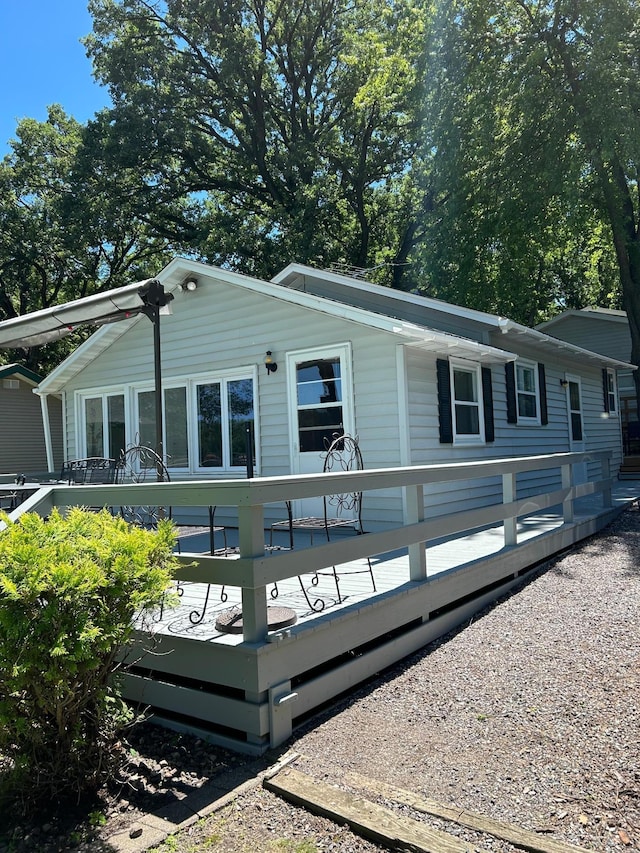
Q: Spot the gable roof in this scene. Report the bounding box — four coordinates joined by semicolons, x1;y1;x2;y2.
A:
0;363;42;387
273;263;634;370
537;307;628;331
17;258;634;396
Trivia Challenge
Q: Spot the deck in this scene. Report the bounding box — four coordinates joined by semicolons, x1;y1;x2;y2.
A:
7;451;640;754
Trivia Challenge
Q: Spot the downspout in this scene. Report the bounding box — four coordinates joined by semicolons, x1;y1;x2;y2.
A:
38;391;54;473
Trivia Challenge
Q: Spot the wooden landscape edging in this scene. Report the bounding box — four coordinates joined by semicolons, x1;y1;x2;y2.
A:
265;766;595;853
264;766;472;853
345;772;596;853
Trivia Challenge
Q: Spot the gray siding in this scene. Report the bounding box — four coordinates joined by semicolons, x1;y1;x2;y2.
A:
0;382;61;475
55;272;623;533
543;315;631;363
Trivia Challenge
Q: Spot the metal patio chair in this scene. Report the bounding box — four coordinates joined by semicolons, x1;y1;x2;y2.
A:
115;444;227;625
269;433;376;609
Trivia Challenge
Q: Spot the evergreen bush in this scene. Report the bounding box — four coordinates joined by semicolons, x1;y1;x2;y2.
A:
0;507;179;808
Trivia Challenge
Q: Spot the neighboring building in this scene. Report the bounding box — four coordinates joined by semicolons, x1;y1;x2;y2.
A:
34;260;631;529
537;307;636;445
0;364;63;476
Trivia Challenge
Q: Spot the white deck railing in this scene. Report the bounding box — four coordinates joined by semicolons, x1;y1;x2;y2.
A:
10;451;612;643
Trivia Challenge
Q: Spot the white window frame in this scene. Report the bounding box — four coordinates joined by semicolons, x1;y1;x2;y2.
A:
515;359;540;425
75;367;259;474
605;368;618;415
191;370;257;473
449;358;485;445
77;389;128;459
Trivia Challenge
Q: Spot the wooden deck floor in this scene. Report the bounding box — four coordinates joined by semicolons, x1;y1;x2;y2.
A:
143;479;640;646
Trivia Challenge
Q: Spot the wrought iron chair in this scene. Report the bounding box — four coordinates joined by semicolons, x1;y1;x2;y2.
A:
61;456;117;485
114;444;227;625
269;433;376;609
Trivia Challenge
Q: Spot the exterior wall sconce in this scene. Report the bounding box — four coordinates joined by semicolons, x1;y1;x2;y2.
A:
560;378;569;388
178;277;198;292
265;351;278;374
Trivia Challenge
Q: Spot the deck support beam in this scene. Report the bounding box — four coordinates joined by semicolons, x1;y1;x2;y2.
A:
502;472;517;547
238;504;268;642
406;484;427;581
562;464;574;524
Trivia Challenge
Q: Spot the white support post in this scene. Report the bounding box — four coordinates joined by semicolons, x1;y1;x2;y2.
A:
601;454;612;508
406;484;427;581
238;504;268;642
502;472;517;547
562;463;574;524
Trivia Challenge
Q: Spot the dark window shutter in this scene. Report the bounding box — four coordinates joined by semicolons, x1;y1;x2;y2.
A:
602;368;610;413
505;362;517;423
436;358;453;444
482;366;495;442
538;363;548;425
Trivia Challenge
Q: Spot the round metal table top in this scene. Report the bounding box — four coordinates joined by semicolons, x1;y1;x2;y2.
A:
215;605;297;635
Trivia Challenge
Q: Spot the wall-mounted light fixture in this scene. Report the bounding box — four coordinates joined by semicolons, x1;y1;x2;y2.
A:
178;276;198;292
265;351;278;374
560;378;569;388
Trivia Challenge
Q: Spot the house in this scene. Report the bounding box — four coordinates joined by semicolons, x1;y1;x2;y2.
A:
537;307;636;433
0;363;63;477
34;259;631;530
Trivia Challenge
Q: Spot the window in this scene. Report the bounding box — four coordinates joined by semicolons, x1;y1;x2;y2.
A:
505;361;548;425
437;358;494;444
516;361;539;421
82;393;125;459
450;359;484;443
195;377;255;470
295;357;344;451
603;369;617;414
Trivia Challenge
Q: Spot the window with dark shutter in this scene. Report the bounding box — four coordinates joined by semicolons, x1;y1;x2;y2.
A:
436;358;453;443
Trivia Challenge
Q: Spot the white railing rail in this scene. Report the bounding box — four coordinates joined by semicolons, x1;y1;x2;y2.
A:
7;451;612;642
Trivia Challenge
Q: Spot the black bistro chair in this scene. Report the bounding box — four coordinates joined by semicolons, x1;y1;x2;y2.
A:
114;444;228;625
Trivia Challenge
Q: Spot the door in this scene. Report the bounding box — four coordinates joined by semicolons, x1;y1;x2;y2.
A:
565;374;587;483
287;345;354;515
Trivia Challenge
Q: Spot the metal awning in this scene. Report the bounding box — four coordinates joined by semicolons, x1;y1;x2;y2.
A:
0;278;163;349
0;279;174;472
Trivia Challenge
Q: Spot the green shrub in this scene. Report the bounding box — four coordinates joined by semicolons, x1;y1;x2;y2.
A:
0;507;179;809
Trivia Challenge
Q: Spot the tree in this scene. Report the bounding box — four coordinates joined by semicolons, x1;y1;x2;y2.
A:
0;107;175;374
415;1;623;323
85;0;429;284
421;0;639;401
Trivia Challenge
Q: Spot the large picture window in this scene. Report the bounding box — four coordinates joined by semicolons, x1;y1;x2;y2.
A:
81;372;256;473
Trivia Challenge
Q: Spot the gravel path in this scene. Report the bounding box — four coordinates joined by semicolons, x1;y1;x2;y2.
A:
3;505;639;852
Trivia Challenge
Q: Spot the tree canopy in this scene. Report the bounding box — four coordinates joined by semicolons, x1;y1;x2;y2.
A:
85;0;429;285
2;0;640;383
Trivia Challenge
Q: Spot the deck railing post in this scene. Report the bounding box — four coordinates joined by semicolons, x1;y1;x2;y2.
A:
562;463;574;523
502;472;517;547
238;503;268;642
602;454;612;508
405;484;427;581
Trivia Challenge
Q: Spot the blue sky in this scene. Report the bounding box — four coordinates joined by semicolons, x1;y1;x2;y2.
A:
0;2;110;155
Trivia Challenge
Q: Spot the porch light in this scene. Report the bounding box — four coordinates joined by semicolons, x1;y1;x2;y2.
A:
179;276;198;292
265;351;278;374
560;378;569;388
